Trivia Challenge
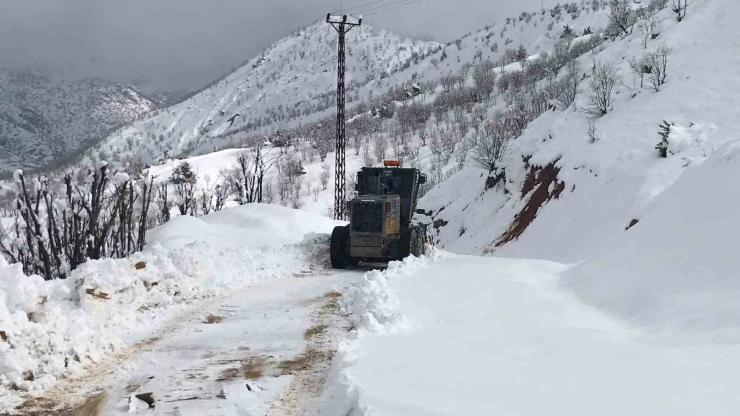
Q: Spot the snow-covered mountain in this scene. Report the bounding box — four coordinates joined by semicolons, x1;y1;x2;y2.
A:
85;21;442;165
0;68;156;173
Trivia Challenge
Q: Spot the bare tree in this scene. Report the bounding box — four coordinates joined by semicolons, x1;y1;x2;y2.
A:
607;0;637;37
170;162;197;216
646;45;673;92
472;60;498;103
638;16;659;49
319;163;331;190
214;183;229;211
671;0;689;21
587;121;602;143
584;60;620;117
362;138;374;167
471;114;510;172
373;134;387;162
552;60;582;110
156;181;171;223
3;166;157;281
628;55;650;89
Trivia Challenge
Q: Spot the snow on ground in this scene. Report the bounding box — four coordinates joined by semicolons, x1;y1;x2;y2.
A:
0;205;339;413
145;142;437;220
317;252;740;415
44;270;361;416
148;203;343;250
563;139;740;337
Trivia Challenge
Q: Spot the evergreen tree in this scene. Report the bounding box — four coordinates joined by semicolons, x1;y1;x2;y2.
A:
655;120;674;158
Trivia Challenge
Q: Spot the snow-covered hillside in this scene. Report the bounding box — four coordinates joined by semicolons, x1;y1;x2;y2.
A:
85;8;611;166
420;0;739;265
86;22;441;165
0;68;155;173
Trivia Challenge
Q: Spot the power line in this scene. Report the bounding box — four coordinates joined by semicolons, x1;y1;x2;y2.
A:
353;0;414;15
333;0;388;14
362;0;426;17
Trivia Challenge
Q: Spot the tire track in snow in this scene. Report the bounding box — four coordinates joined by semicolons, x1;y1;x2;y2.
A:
14;290;234;415
12;270;360;416
266;290;353;415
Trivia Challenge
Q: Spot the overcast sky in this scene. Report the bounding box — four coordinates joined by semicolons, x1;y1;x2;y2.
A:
0;0;556;91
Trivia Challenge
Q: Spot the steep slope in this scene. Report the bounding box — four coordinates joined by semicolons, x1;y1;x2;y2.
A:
420;0;739;263
0;68;155;172
562;138;740;335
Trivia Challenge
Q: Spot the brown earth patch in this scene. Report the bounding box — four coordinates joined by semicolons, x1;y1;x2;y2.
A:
266;290;352;415
85;289;110;300
494;161;565;248
204;314;223;324
433;219;448;230
304;324;328;340
217;356;267;382
18;392;109;416
242;357;267;380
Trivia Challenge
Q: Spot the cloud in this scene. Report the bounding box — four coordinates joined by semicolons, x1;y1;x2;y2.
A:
0;0;554;90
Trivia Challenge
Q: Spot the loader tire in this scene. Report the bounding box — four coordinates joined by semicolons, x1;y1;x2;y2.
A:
330;226;349;269
400;228;421;259
410;228;422;257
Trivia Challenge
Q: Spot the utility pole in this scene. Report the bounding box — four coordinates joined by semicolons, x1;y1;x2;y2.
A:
327;13;361;220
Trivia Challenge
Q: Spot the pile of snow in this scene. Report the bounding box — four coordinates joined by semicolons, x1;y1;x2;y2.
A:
147;203;343;250
315;253;740;415
0;205;336;412
665;122;714;155
311;251;443;415
563;139;740;337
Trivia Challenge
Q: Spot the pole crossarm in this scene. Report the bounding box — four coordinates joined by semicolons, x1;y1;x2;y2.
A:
326;14;363;27
326;13;362;220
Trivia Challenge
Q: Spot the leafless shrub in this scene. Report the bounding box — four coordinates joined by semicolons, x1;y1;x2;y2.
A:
584;60;620;117
471;113;511;172
587;121;602;143
671;0;689;21
646;45;673;92
607;0;637;37
1;166;155;280
552;60;582;110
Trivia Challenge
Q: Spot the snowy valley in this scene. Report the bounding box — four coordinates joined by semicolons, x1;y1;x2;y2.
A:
3;0;740;414
0;69;156;173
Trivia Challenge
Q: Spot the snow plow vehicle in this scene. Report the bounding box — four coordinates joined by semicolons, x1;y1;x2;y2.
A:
330;161;429;269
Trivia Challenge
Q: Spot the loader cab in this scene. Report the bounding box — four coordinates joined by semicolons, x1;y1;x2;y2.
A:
354;161;427;228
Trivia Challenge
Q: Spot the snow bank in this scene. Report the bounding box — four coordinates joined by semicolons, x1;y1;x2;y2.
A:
0;207;334;413
563;140;740;338
147;203;343;251
666;122;714;155
317;254;740;415
311;250;445;415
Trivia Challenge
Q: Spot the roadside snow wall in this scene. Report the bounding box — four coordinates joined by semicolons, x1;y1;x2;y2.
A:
562;140;740;338
309;250;447;416
0;233;330;413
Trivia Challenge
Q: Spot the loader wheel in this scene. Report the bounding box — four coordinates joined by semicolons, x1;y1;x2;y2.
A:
410;229;422;257
418;230;427;256
400;228;421;259
330;226;349;269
